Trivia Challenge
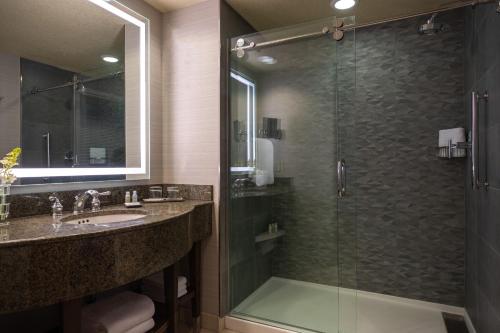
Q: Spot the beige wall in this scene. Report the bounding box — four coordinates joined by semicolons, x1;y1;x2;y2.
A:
0;53;21;157
162;0;221;316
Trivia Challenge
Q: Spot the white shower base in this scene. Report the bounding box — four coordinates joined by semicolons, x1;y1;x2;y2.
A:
229;277;463;333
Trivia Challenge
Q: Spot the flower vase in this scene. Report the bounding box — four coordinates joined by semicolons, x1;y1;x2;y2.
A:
0;183;11;226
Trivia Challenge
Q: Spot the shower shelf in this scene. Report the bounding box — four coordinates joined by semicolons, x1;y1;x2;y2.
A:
436;140;469;159
255;230;286;243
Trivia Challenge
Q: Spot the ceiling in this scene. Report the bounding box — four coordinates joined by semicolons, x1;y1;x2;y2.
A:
0;0;126;75
143;0;208;12
225;0;470;31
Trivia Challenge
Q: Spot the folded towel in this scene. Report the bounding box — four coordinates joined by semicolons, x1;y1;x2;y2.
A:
123;318;155;333
82;292;155;333
439;128;465;147
252;138;274;186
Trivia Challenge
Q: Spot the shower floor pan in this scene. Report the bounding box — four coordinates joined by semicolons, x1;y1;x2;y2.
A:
230;277;463;333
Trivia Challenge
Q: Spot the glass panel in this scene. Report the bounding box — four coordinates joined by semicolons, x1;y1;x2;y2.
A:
336;25;357;333
228;16;356;333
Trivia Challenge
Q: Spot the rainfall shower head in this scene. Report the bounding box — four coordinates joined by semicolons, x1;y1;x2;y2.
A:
418;13;449;35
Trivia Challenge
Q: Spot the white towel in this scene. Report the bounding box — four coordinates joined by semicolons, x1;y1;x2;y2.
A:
253;138;274;186
439;128;465;147
123;318;155;333
82;292;155;333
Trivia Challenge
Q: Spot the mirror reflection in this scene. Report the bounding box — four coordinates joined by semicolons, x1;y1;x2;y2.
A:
0;0;143;184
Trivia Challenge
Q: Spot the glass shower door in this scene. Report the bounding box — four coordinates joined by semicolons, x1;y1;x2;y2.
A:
227;16;356;333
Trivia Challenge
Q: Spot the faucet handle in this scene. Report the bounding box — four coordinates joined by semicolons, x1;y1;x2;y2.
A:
48;193;63;218
87;190;111;212
86;190;111;198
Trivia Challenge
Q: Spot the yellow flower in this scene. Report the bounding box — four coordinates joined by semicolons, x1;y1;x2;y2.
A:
0;147;22;185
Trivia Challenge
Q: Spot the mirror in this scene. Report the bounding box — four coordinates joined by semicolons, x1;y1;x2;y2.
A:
230;70;256;173
0;0;148;185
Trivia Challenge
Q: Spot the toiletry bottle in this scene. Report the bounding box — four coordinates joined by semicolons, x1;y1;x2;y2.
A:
125;191;131;203
132;190;138;203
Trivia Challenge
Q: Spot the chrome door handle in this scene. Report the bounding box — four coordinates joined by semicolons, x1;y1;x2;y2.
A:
337;159;346;198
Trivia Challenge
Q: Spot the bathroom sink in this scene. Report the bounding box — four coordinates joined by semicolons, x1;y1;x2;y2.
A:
61;210;148;225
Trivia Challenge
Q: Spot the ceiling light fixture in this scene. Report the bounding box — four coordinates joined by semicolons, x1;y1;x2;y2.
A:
101;55;119;63
258;56;277;65
331;0;356;10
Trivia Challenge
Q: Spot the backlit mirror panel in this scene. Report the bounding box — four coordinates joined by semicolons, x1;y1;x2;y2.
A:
0;0;148;185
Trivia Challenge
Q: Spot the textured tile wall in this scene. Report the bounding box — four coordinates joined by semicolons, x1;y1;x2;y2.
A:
350;10;466;306
250;9;466;306
464;4;500;332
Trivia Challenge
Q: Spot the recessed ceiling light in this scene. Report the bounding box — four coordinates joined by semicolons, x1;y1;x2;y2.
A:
258;56;277;65
331;0;356;10
101;55;119;63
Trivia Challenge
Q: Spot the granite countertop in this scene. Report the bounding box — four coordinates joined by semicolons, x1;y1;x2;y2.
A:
0;200;211;248
0;199;213;313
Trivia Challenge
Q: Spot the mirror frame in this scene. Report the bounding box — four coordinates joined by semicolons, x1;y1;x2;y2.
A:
13;0;150;179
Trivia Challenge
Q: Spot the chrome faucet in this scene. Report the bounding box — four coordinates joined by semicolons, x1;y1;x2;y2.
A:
73;190;111;214
48;193;63;218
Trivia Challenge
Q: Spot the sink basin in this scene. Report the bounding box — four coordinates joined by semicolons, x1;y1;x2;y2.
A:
61;210;147;225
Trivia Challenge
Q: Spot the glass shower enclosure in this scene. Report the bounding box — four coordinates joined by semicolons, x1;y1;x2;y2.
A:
226;16;357;333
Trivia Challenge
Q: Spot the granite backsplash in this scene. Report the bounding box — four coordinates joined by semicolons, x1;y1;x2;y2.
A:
8;184;213;219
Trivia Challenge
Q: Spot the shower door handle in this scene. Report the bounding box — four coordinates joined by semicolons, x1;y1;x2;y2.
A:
337;159;346;198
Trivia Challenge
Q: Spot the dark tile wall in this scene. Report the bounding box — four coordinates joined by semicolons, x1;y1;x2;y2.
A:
228;194;275;309
77;76;125;167
255;36;341;287
21;59;74;169
464;4;500;332
18;59;126;185
348;10;466;306
231;9;466;306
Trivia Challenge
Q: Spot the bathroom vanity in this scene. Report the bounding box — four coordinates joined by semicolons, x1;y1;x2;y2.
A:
0;200;212;332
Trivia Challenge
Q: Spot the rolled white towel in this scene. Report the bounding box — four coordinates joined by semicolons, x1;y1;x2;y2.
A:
123;318;155;333
439;128;465;147
82;291;155;333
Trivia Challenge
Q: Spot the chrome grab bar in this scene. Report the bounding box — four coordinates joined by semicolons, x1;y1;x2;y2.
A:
471;91;488;189
337;159;346;198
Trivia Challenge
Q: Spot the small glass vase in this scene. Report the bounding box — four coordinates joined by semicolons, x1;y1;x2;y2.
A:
0;183;11;226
